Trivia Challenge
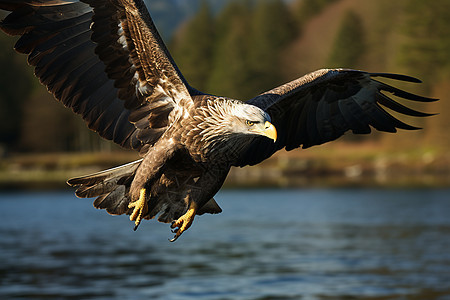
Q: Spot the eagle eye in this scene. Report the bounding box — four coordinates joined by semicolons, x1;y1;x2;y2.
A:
246;120;255;126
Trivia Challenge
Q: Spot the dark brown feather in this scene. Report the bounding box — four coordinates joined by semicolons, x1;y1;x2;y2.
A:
237;69;436;166
0;0;200;152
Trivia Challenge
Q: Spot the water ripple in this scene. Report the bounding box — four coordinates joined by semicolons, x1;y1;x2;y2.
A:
0;189;449;299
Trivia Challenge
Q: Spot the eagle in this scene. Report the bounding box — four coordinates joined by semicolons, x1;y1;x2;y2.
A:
0;0;435;241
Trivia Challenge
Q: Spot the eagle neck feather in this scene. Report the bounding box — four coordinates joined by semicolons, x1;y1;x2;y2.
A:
191;99;252;161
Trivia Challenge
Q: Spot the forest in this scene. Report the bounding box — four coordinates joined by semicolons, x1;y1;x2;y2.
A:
0;0;449;187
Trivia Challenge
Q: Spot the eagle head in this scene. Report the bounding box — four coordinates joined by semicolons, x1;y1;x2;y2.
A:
196;99;278;151
228;102;277;142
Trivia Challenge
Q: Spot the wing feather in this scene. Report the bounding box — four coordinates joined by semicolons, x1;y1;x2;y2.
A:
376;92;433;117
0;0;195;151
338;98;371;134
237;69;436;166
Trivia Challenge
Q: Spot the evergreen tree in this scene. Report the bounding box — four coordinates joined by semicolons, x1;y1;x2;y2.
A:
249;0;296;94
172;0;296;100
207;1;255;99
172;0;215;91
400;0;450;86
327;10;366;68
400;0;450;147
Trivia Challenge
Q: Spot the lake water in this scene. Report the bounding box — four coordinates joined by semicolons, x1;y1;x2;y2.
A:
0;189;449;300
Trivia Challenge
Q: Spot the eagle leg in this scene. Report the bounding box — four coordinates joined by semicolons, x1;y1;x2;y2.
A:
128;188;148;231
169;204;197;242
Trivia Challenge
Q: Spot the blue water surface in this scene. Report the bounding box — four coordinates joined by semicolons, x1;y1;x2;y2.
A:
0;189;449;300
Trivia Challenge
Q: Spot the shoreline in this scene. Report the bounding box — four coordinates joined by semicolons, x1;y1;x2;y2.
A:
1;146;449;190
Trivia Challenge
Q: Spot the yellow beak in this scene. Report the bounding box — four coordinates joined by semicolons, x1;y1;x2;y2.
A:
263;121;277;142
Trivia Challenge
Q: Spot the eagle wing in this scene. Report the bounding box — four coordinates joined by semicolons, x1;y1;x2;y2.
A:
0;0;194;152
237;69;437;166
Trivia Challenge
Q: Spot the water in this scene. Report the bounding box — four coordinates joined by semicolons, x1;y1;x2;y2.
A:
0;189;449;300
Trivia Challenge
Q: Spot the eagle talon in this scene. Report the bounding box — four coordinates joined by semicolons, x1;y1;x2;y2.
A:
128;188;148;230
169;235;180;242
169;225;183;242
168;207;197;242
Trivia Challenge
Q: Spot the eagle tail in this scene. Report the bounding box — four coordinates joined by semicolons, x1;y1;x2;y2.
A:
67;159;143;216
67;159;223;221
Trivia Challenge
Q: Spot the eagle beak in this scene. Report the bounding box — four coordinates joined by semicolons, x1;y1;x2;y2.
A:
263;121;277;142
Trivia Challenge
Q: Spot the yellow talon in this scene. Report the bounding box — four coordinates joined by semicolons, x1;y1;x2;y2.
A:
170;206;197;242
128;188;148;230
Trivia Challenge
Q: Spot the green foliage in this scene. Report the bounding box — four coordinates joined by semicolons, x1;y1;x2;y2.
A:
174;0;296;100
172;1;215;91
207;1;254;99
249;0;297;94
400;0;450;85
327;10;366;68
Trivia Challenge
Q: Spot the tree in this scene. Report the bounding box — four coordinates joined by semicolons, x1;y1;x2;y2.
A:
249;0;296;94
399;0;450;148
172;1;215;91
207;1;255;99
327;10;366;68
400;0;450;87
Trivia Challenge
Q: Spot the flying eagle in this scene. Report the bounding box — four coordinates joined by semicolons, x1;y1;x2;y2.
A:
0;0;435;241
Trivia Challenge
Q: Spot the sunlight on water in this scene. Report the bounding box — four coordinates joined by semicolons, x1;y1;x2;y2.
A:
0;189;449;299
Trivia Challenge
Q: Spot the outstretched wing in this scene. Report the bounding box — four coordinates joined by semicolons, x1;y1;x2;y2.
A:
237;69;437;166
0;0;194;151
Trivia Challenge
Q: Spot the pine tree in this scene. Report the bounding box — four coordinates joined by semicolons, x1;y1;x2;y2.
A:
400;0;450;149
249;0;296;94
400;0;450;86
171;0;215;91
327;10;366;68
207;1;255;99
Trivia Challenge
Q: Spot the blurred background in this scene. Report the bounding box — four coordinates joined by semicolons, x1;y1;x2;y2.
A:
0;0;449;189
1;1;450;299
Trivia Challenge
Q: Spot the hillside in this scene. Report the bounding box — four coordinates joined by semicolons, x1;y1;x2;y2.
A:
0;0;448;188
284;0;448;149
